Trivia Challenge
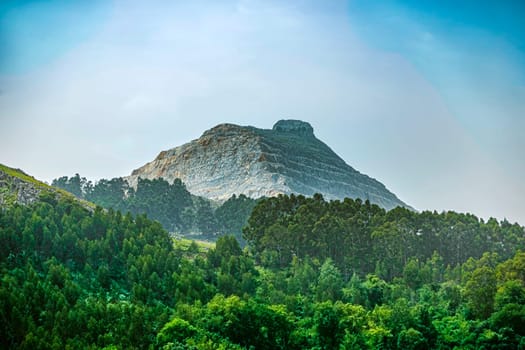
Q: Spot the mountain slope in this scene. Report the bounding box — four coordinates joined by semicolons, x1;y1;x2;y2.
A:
0;163;94;209
127;120;410;210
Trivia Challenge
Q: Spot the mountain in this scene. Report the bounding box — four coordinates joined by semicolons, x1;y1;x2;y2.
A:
127;120;410;210
0;163;94;209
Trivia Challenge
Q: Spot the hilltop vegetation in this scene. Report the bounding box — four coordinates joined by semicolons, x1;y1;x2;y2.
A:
1;191;524;349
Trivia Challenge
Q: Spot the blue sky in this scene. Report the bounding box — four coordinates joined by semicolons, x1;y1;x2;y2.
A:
0;0;110;73
1;0;524;224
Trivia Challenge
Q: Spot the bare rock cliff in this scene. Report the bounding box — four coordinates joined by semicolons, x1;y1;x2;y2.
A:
127;120;410;210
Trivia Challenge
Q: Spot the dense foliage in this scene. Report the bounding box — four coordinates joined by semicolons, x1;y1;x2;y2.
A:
1;193;524;349
243;194;525;278
52;174;257;240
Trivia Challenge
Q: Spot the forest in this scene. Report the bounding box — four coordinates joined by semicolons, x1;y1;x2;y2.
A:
1;191;524;349
52;174;257;242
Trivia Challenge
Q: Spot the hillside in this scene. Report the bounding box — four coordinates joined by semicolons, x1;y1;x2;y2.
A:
0;163;93;210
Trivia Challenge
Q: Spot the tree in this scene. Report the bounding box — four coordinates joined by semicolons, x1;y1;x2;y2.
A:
52;174;88;198
214;235;242;260
156;317;197;346
215;194;257;241
433;315;475;348
464;266;497;319
316;259;343;302
194;198;219;234
314;301;341;350
494;279;525;311
397;328;426;350
363;274;389;308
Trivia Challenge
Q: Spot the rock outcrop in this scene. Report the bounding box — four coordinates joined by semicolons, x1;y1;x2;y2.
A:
127;120;410;210
0;167;42;206
0;164;94;210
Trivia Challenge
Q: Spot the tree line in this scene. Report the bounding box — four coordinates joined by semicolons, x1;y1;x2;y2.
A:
52;174;257;242
243;194;524;278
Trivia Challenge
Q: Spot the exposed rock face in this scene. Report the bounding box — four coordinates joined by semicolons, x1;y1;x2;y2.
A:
0;168;41;206
127;120;410;210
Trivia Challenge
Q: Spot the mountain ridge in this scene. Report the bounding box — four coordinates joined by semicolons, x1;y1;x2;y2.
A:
127;120;410;211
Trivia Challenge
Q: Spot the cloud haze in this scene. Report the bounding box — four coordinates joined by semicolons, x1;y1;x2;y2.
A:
1;0;524;224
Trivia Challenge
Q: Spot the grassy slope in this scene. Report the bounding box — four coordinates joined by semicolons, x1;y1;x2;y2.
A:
0;163;49;187
0;163;95;209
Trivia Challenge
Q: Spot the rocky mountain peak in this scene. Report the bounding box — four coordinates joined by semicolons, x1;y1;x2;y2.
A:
272;119;314;137
127;120;410;210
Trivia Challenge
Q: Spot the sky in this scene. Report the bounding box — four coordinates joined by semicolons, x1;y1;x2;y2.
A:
1;0;524;224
